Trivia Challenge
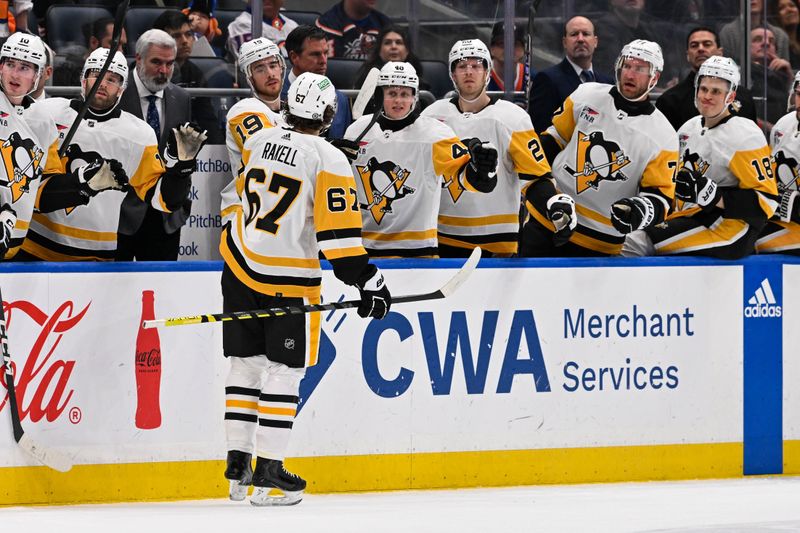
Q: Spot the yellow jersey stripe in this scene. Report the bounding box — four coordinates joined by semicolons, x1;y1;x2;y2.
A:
438;213;519;226
362;229;437;241
31;213;117;241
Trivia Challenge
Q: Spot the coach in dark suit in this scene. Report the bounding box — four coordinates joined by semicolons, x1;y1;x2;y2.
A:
529;16;612;133
117;29;194;261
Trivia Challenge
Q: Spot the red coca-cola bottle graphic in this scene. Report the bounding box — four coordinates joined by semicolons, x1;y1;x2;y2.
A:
135;290;162;429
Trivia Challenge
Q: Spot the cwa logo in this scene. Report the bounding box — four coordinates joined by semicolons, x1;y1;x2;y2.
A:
744;278;782;318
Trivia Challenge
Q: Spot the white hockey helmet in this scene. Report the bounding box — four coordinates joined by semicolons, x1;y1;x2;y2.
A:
448;39;492;90
286;72;337;127
0;32;47;92
238;37;285;79
789;70;800;111
81;48;129;90
376;61;419;118
615;39;663;101
696;56;740;91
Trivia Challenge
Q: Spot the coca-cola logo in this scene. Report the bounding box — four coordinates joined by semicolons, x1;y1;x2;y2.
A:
136;348;161;369
0;299;89;423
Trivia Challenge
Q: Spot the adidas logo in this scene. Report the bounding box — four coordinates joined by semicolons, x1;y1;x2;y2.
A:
744;278;782;318
281;133;291;140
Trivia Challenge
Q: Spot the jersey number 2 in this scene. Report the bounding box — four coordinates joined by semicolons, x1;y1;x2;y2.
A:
244;168;301;234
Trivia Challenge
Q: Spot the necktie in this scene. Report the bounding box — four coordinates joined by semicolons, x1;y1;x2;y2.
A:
580;69;595;83
146;94;160;138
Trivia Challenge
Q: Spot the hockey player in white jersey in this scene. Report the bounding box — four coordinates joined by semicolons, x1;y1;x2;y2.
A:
344;61;498;257
16;48;207;261
421;39;567;257
624;56;778;258
223;38;286;228
522;39;677;256
756;70;800;254
220;72;391;506
0;32;110;260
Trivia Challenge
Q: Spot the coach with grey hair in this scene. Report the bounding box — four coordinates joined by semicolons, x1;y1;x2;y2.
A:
116;29;195;261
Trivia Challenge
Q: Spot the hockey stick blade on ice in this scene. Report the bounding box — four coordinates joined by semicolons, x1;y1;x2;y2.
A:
1;289;72;472
59;0;130;156
143;247;482;329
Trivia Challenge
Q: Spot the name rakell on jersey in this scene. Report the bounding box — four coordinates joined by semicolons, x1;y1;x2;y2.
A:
261;141;298;167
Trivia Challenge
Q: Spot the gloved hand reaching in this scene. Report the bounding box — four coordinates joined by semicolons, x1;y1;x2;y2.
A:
463;137;498;193
355;264;391;319
329;138;360;163
674;167;720;207
546;193;577;246
0;204;17;259
610;196;656;234
78;159;129;197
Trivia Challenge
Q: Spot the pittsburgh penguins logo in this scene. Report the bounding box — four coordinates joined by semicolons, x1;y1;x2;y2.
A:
565;131;630;193
61;143;104;214
0;132;45;203
679;149;710;176
773;150;799;192
356;157;415;224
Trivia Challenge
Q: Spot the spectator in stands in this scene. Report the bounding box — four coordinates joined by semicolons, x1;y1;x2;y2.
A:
750;26;794;128
720;0;790;65
487;22;528;100
643;0;738;27
52;16;129;87
316;0;391;60
31;43;53;101
154;10;222;144
184;0;224;57
768;0;800;67
0;0;31;38
355;26;422;88
528;16;612;133
283;25;351;139
592;0;681;85
227;0;297;60
116;29;194;261
656;27;758;131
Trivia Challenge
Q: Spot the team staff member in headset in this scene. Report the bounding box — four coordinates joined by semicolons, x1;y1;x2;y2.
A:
219;72;392;506
344;61;498;258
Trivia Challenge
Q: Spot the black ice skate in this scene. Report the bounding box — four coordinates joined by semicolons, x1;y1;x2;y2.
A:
249;457;306;506
224;450;253;501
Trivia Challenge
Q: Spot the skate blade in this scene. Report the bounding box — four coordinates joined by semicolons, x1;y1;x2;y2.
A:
250;487;303;506
229;480;250;502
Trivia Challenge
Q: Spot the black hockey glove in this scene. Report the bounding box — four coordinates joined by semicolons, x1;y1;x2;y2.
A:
77;159;129;198
778;189;800;223
164;122;208;177
610;196;656;234
546;193;577;246
329;138;360;163
0;203;17;259
355;264;391;320
463;138;498;193
674;167;720;207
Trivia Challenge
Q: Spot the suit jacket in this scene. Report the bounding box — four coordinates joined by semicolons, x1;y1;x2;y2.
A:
528;58;613;133
117;70;193;235
655;70;759;131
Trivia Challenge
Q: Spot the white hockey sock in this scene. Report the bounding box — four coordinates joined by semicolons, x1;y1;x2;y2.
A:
256;362;305;461
225;356;266;454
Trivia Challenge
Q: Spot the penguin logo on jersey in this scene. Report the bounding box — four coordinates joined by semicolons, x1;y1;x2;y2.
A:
565;131;631;193
443;141;470;203
0;132;45;203
61;143;104;214
773;150;799;192
356;157;415;224
674;150;711;211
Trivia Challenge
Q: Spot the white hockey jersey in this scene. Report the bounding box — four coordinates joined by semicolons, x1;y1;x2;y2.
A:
421;97;551;255
220;126;367;300
673;114;777;219
227;12;297;59
21;98;165;261
770;111;800;193
544;83;677;254
0;92;59;260
223;97;281;227
344;114;472;257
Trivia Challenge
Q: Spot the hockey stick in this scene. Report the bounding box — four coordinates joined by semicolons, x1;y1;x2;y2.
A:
58;0;130;157
0;288;72;472
350;67;381;143
143;246;481;329
525;0;543;97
